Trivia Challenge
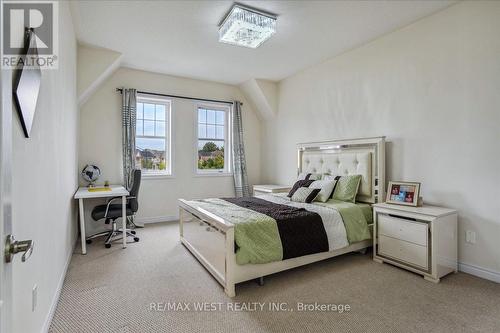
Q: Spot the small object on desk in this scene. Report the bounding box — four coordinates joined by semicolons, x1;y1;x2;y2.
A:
104;180;110;187
81;164;101;187
87;187;112;192
253;184;292;196
372;202;457;283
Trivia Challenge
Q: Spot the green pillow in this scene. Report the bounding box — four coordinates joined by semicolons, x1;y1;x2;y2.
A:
333;175;362;203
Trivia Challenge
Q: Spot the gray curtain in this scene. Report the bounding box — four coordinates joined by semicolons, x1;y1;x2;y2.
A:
121;88;137;190
231;101;250;197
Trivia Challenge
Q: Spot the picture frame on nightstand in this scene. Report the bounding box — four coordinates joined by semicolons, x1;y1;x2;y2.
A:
386;181;421;207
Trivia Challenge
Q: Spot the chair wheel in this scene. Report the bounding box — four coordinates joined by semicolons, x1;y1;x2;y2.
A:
86;239;92;244
105;243;111;248
134;237;140;242
131;230;136;235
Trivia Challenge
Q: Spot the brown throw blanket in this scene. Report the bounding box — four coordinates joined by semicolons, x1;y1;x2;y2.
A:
224;197;329;260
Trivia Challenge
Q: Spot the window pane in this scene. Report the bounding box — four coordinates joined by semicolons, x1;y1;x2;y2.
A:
137;103;143;119
207;110;216;124
198;124;206;138
156;121;165;137
143;103;155;120
144;120;155;136
197;140;224;170
207;125;216;139
135;138;167;171
198;108;206;123
216;125;224;139
216;111;224;125
136;120;143;136
156;104;166;121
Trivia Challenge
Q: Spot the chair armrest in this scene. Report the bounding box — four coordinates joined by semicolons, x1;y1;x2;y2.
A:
104;197;123;218
106;196;122;203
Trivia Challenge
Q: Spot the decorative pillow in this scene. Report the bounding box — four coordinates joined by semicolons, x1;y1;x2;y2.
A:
297;172;321;181
309;180;337;203
291;187;321;203
332;175;362;203
322;175;341;198
288;179;315;197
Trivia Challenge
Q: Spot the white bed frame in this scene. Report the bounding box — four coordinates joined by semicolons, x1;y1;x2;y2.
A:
179;137;385;297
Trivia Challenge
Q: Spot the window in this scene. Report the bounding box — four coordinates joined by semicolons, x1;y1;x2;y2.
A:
135;96;171;176
196;104;231;174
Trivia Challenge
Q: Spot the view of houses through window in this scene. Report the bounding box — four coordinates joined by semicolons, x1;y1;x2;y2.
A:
135;98;170;175
197;106;229;173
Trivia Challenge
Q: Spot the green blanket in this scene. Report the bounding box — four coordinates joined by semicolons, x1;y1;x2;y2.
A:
190;199;283;265
314;200;372;243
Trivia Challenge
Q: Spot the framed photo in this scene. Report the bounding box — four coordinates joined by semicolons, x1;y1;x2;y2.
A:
386;181;421;207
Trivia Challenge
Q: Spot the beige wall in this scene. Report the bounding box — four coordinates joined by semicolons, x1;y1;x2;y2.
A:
262;1;500;275
12;2;78;332
79;67;261;230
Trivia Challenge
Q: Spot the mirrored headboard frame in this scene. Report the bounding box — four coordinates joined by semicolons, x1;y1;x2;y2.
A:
297;136;385;204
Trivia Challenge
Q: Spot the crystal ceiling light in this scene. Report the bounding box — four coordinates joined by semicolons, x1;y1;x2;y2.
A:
218;4;277;49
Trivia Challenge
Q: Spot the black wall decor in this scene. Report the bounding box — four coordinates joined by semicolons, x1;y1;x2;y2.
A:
13;28;42;138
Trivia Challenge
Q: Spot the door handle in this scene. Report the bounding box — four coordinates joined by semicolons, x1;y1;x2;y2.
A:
4;235;34;263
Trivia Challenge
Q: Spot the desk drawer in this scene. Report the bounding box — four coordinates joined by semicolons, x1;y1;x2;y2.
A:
182;212;225;276
378;235;428;269
378;214;428;246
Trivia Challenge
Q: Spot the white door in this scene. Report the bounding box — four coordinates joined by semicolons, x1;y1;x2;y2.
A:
0;45;13;332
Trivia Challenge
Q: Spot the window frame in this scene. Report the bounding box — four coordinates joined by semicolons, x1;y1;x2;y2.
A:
135;95;173;178
194;102;232;176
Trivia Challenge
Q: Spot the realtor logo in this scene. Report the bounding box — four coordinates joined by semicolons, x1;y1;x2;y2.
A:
2;1;58;68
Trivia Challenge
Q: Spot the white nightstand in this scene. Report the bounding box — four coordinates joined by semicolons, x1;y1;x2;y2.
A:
253;184;291;196
373;202;458;283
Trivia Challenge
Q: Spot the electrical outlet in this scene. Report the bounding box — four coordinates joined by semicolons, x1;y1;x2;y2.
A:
32;285;37;312
465;230;476;244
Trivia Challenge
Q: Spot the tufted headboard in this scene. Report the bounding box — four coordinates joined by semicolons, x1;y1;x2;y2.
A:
297;137;385;203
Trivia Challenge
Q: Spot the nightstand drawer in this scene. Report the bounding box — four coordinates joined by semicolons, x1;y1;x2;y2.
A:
378;235;428;269
378;214;428;246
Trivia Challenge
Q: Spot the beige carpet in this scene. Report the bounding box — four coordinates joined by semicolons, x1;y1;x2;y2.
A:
50;222;500;333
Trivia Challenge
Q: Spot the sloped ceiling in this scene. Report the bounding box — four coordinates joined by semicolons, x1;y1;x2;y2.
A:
70;0;455;85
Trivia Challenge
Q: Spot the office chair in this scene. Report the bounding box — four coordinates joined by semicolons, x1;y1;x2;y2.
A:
86;169;141;248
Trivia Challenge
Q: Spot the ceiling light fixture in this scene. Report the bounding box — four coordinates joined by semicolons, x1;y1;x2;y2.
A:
218;4;277;49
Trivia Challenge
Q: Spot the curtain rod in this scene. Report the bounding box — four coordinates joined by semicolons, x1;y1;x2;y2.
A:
116;88;239;106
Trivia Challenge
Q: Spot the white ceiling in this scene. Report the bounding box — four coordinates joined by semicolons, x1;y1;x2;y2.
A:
71;0;455;85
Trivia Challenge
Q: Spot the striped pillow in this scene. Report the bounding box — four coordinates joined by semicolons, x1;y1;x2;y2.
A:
309;180;337;202
288;179;315;197
291;187;321;203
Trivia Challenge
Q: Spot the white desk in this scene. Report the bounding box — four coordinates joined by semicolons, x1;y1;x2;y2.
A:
74;185;129;254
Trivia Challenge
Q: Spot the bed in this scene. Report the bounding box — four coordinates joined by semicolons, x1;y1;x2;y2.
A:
179;137;385;297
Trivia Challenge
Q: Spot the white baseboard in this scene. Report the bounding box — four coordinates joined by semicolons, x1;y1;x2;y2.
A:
41;240;75;333
459;262;500;283
135;215;178;224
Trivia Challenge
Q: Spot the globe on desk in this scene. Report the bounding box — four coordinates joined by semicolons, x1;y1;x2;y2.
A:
81;164;101;187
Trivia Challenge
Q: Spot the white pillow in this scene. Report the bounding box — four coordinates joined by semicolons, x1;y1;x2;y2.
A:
291;187;320;203
309;180;337;202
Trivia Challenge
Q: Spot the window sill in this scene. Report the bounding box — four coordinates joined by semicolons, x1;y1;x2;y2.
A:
142;173;174;180
194;172;233;178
